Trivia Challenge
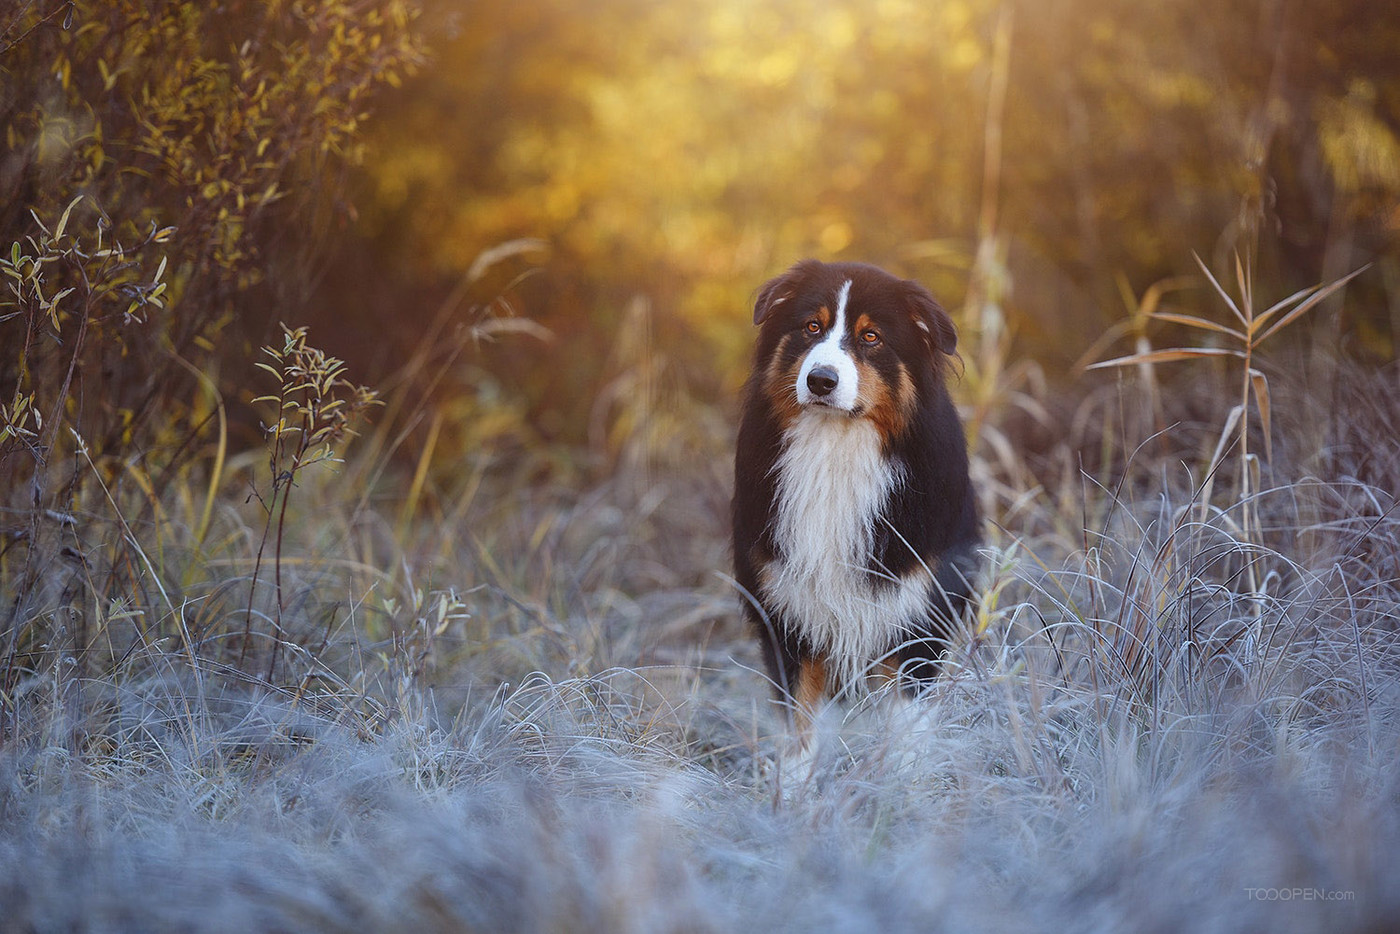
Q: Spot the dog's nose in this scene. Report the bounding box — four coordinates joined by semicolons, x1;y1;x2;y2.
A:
807;366;839;397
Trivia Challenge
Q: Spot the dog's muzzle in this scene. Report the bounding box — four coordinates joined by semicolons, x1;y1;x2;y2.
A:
796;336;859;411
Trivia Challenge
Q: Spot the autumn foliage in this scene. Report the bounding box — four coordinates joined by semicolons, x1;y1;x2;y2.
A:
0;0;420;487
323;0;1399;447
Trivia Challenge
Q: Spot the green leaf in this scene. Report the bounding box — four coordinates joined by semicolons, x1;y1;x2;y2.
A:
54;195;83;240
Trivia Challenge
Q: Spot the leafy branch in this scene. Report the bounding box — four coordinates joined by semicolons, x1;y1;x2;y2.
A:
241;324;379;679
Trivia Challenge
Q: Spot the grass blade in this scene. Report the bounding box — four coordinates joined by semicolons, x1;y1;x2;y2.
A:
1256;265;1370;345
466;238;549;284
1250;282;1321;335
1149;311;1246;341
1234;252;1252;323
1087;347;1241;370
1197;402;1244;518
1249;367;1271;463
1194;252;1247;328
1137;275;1196;318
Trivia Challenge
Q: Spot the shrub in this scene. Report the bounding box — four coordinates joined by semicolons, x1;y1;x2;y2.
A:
0;0;421;622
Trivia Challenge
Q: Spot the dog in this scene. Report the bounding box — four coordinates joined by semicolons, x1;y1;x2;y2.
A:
732;260;980;748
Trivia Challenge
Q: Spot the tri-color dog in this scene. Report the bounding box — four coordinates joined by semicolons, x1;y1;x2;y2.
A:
732;260;980;746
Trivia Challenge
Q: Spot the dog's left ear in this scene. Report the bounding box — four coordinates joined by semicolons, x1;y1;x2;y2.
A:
904;281;957;356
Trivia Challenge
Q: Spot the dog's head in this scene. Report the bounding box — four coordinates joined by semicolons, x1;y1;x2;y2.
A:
750;260;957;440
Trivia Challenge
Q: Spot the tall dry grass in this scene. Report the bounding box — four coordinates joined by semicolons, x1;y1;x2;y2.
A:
2;284;1398;931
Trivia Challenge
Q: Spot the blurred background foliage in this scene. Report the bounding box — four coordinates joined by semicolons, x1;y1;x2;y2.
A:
320;0;1400;464
4;0;1400;489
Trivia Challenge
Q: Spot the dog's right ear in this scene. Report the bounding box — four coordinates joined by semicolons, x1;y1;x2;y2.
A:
752;260;817;325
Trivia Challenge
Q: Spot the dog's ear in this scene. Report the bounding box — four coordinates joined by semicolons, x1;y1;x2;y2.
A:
753;260;818;325
904;280;957;356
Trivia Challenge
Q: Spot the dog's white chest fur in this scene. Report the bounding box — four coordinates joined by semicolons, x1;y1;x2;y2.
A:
762;411;931;689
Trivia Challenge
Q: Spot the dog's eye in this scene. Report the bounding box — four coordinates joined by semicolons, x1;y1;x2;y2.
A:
860;329;881;346
804;320;821;335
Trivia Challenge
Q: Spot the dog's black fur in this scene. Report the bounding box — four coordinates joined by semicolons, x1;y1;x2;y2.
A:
732;260;980;732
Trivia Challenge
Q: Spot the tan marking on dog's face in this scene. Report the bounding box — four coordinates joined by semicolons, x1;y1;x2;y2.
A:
852;313;877;341
762;333;806;429
764;333;792;388
854;360;916;447
895;364;917;415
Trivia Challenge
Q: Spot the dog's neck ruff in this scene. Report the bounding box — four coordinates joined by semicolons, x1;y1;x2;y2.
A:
763;410;929;690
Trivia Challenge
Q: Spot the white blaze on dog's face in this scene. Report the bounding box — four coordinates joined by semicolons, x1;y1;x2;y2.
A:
752;260;955;445
795;279;858;411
